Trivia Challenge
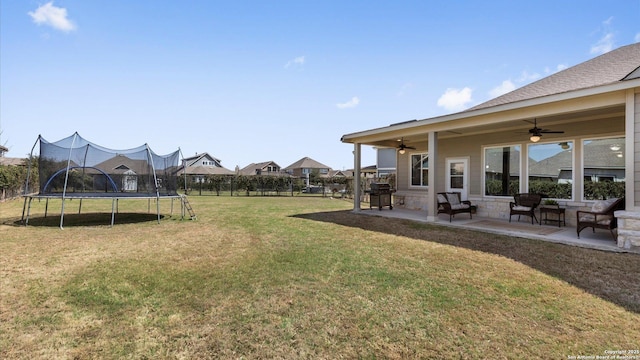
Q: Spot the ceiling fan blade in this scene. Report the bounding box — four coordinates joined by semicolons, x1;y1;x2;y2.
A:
540;130;564;134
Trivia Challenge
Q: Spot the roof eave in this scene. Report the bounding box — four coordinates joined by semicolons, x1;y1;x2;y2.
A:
340;78;640;144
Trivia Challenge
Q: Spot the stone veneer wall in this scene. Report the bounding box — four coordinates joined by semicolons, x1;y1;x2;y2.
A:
616;211;640;250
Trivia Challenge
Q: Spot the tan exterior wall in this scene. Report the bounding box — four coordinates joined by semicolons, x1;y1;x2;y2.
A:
392;117;627;226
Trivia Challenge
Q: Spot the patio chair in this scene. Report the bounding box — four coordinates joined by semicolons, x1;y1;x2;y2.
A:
509;193;542;224
577;197;624;240
437;192;473;222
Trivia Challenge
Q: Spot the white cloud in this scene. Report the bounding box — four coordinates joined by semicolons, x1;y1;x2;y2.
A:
336;96;360;109
489;80;515;98
396;82;414;97
635;33;640;43
437;87;472;112
555;64;568;72
284;56;305;69
517;70;541;83
590;17;615;55
591;33;614;55
28;2;76;32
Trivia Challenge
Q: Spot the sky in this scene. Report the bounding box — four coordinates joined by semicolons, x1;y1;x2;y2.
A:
1;1;639;171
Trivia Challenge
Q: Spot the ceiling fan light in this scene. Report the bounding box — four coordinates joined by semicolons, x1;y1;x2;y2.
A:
399;148;406;155
610;144;621;151
530;134;541;143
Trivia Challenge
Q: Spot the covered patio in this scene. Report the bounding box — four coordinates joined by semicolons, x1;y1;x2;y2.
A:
355;206;637;254
342;43;640;252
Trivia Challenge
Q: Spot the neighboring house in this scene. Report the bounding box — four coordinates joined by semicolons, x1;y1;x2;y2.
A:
327;169;352;178
91;155;151;192
341;42;640;250
177;152;234;183
0;145;23;166
376;148;397;177
283;157;332;177
240;161;284;176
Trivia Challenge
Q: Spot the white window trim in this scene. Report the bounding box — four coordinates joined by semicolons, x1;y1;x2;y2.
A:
581;135;625;202
482;143;521;198
408;152;429;189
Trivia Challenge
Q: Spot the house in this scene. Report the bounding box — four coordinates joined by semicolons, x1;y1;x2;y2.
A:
177;152;234;183
240;161;284;176
341;42;640;250
376;148;397;177
283;157;332;177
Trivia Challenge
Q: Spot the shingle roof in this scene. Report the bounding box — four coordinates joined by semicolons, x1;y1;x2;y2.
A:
240;161;281;175
179;165;235;176
0;157;25;166
283;157;331;170
469;43;640;111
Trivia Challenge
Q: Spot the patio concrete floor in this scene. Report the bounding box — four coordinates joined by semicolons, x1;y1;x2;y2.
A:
356;206;640;254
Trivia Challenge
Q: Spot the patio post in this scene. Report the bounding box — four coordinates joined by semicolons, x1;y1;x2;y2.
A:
624;89;635;210
427;132;438;222
353;143;362;212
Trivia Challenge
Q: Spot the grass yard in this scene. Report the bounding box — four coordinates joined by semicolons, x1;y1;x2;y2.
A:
1;195;639;359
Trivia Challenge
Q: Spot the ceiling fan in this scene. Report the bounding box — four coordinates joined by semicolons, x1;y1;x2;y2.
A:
527;118;564;142
397;137;415;154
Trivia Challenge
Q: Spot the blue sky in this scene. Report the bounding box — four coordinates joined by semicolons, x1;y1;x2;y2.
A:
1;1;639;170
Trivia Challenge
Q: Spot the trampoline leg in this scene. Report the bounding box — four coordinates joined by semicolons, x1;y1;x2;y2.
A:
23;197;34;225
79;198;83;214
21;196;29;224
60;199;66;230
148;199;151;213
157;198;161;224
45;198;49;218
111;199;116;227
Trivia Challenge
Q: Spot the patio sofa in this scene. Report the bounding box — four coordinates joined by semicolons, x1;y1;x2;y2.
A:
509;193;542;224
437;192;473;222
577;197;625;240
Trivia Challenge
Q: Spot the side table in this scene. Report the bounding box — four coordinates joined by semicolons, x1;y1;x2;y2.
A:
540;206;566;227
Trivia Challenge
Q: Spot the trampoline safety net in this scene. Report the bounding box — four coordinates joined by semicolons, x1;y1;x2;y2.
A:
32;132;181;197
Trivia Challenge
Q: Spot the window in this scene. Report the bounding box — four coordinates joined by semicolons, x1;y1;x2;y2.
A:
583;137;625;200
410;153;428;186
527;142;573;199
484;145;520;196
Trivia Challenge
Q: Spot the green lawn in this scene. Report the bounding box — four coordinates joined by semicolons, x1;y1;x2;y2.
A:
1;195;639;359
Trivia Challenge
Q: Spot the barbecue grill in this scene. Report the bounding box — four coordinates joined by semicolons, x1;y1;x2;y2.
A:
367;183;395;210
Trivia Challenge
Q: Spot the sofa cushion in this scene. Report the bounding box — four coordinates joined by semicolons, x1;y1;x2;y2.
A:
579;214;612;225
512;205;532;211
591;198;618;213
446;193;460;206
451;204;470;210
437;194;448;204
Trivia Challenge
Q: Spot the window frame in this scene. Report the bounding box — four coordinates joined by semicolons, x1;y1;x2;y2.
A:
581;135;626;201
526;140;574;201
408;152;429;188
482;143;521;197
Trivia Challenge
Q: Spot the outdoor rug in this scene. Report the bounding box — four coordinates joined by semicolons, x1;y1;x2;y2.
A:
468;220;566;236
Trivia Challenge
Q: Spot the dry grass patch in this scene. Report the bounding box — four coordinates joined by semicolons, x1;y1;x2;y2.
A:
1;196;639;359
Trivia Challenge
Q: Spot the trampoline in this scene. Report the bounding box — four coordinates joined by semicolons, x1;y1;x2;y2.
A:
21;132;192;228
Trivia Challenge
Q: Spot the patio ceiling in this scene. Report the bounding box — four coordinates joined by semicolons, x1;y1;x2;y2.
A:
342;103;625;149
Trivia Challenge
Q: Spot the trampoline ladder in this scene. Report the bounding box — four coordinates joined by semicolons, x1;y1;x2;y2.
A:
183;196;197;220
